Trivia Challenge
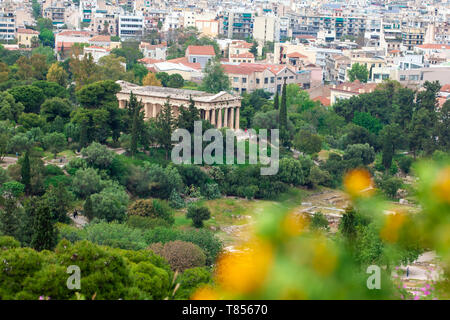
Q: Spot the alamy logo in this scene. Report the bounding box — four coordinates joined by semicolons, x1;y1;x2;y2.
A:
366;265;381;290
66;265;81;290
171;121;279;175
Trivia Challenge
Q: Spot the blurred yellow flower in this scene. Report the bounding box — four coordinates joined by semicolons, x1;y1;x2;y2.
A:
432;167;450;204
344;169;374;197
380;212;407;243
312;239;337;277
191;286;220;300
282;212;309;237
215;240;273;294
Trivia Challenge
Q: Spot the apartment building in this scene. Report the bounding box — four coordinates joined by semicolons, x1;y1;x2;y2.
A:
253;16;279;44
119;14;144;39
402;27;425;51
0;10;15;41
221;11;254;40
223;63;308;94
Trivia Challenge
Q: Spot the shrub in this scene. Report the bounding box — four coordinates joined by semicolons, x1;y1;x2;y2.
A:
128;199;174;225
310;212;330;231
127;216;171;230
203;183;221;200
148;240;206;272
44;164;64;176
81;142;115;169
174;267;212;299
71;167;104;198
65;157;87;175
398;156;414;174
143;228;222;265
90;185;129;222
169;190;184;209
0;235;20;250
186;204;211;228
81;221;147;250
377;175;403;199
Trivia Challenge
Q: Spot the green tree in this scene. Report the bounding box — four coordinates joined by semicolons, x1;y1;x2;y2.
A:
43;183;72;223
379;124;404;170
348;63;369;83
125;92;145;157
167;73;184;88
42;132;66;158
154;98;175;159
31;198;58;251
90;185;129;222
273;91;279;110
200;60;230;93
186;204;211;228
83;195;94;222
39;29;55;48
177;96;200;133
408;108;433;158
21;151;31;195
7;85;45;114
293;130;322;155
32;0;41;20
40;97;72;122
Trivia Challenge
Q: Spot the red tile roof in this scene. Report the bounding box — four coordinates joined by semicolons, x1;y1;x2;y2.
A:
166;56;202;70
417;44;450;50
186;45;215;56
331;80;378;94
230;40;253;49
17;28;39;35
89;35;111;42
139;57;164;64
441;84;450;93
287;51;308;59
57;30;92;37
313;96;331;107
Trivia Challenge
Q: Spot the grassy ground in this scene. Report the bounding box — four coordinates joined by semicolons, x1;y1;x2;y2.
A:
174;187;309;245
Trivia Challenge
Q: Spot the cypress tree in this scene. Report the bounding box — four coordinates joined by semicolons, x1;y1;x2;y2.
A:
155;98;174;160
21;151;31;196
128;91;144;157
31;198;58;251
0;197;19;238
84;195;94;222
279;82;287;128
273;91;279;110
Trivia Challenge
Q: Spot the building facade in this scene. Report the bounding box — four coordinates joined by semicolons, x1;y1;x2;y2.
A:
116;81;242;130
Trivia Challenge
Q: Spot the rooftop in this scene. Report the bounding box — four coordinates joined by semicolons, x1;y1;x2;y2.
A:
186;45;216;56
116;80;240;103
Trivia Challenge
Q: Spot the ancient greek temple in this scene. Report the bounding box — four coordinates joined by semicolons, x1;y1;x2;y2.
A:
116;81;242;130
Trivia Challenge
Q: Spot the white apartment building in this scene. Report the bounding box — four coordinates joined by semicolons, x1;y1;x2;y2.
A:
119;14;144;39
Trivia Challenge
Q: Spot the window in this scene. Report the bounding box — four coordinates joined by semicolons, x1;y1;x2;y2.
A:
400;75;406;81
270;77;274;83
264;77;268;84
233;77;239;82
256;78;260;84
289;76;294;79
242;77;247;83
193;57;197;63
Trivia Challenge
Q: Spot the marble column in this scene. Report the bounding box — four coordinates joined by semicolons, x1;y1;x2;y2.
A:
152;104;156;118
223;107;228;128
145;103;151;120
119;99;126;109
235;107;240;130
217;108;222;128
230;107;235;130
205;109;210;121
211;109;216;126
